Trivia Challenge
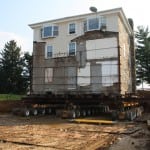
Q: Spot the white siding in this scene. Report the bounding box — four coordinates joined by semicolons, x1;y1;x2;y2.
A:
106;14;118;32
33;28;41;41
32;14;119;58
86;37;118;60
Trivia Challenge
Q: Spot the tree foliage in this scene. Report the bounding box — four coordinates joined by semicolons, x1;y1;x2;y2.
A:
135;26;150;85
0;40;32;94
22;52;33;93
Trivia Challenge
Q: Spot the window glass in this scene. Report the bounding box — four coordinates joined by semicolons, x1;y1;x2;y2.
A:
88;18;99;30
85;16;106;32
43;26;52;37
69;23;76;34
53;26;59;36
42;26;58;38
69;42;76;56
46;45;53;58
100;16;106;26
84;21;87;32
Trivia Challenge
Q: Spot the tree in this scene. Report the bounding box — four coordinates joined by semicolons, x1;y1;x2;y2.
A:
135;26;150;86
23;52;33;94
0;40;27;94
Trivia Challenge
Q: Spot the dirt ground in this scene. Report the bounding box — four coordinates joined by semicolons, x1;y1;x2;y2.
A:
0;113;149;150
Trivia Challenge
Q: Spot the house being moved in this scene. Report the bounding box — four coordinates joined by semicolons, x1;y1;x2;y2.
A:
29;7;136;96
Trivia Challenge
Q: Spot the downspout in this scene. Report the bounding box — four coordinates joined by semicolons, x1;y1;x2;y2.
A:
117;34;121;94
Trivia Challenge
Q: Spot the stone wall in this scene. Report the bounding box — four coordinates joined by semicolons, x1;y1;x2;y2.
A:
32;42;46;94
118;17;133;94
32;42;78;94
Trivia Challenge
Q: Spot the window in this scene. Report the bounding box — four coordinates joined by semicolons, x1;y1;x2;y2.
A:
45;68;53;83
85;16;106;32
69;42;76;56
42;25;58;38
87;18;99;31
69;23;76;34
100;16;106;27
46;45;53;58
53;26;59;36
84;21;87;32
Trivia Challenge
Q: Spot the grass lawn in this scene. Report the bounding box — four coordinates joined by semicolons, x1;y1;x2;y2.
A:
0;94;24;101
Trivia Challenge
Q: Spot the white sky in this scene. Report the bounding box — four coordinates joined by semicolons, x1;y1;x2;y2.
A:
0;0;149;53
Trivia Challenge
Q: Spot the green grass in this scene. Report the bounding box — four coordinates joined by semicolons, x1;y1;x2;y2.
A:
0;94;24;101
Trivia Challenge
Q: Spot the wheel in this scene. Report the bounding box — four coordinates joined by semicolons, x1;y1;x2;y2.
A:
72;111;76;119
87;110;91;116
92;109;95;115
47;108;52;114
81;110;86;117
23;109;30;117
32;109;38;116
46;108;52;114
76;110;80;118
41;109;46;115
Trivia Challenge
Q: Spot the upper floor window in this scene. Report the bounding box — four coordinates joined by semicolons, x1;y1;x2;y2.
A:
100;16;106;27
45;45;53;58
42;25;58;38
53;26;59;36
69;42;76;56
88;18;99;31
69;23;76;34
84;16;106;32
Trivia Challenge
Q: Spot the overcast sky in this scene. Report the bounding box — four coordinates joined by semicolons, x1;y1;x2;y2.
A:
0;0;150;53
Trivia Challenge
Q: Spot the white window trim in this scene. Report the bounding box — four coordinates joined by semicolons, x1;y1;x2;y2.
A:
42;24;58;38
85;16;106;32
68;22;76;35
68;42;76;56
45;44;53;59
87;17;101;31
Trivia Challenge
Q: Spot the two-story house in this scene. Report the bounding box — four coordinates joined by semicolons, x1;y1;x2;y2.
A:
29;7;136;95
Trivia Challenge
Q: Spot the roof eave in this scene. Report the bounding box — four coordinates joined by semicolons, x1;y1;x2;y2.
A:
29;7;133;35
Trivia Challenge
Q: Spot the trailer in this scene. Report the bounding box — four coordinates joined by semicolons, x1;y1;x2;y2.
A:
13;92;144;121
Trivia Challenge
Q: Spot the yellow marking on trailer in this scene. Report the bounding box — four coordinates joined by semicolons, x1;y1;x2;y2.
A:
123;102;139;107
73;119;116;125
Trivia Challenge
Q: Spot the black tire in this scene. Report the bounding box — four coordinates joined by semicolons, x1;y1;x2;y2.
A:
32;109;38;116
47;108;52;114
46;107;52;114
92;109;95;115
41;108;46;115
75;110;80;118
72;111;76;119
81;110;86;117
23;109;30;117
87;109;91;116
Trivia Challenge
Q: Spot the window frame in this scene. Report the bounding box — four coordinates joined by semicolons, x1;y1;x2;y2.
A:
100;16;106;27
68;42;76;56
85;16;106;32
87;17;100;31
45;45;53;59
42;25;58;38
68;23;76;34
